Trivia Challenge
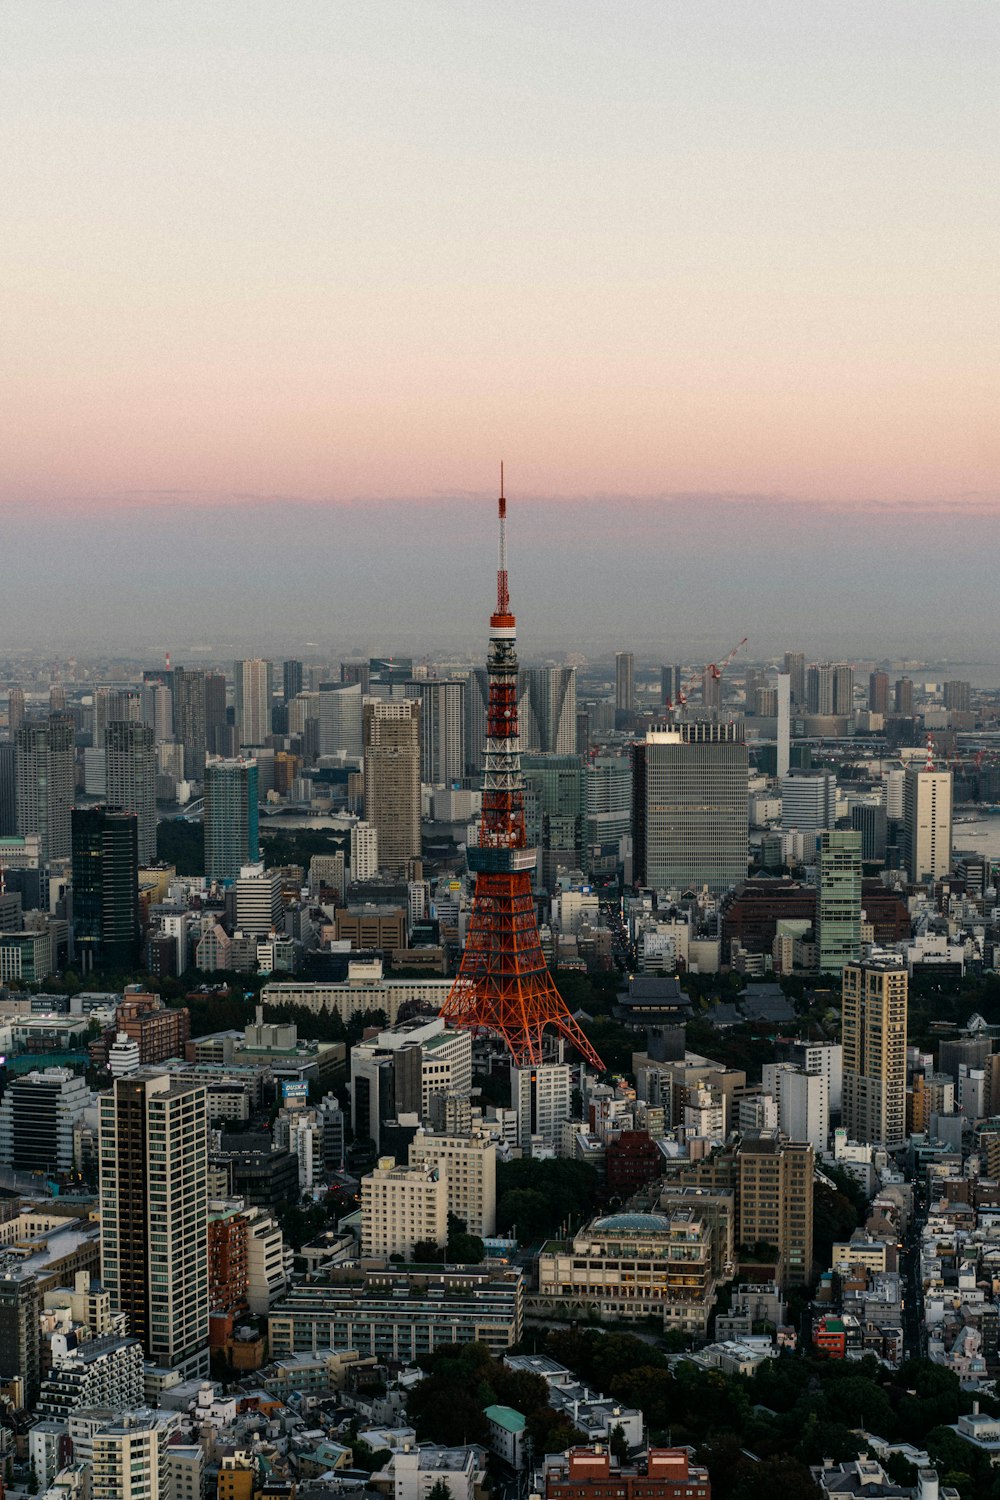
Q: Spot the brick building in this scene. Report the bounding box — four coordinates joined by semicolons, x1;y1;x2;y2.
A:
208;1204;249;1313
545;1447;710;1500
605;1131;664;1196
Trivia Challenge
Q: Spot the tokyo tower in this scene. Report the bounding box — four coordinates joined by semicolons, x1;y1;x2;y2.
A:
440;471;605;1072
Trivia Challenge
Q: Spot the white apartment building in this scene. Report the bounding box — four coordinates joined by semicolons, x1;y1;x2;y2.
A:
235;865;283;935
788;1040;843;1113
902;766;952;883
91;1413;166;1500
409;1129;497;1238
512;1063;572;1153
36;1334;144;1420
361;1156;448;1260
351;821;379;880
380;1446;484;1500
777;1067;828;1154
242;1206;288;1314
274;1105;324;1190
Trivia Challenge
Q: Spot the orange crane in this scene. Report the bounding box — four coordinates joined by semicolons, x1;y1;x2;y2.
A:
666;637;748;718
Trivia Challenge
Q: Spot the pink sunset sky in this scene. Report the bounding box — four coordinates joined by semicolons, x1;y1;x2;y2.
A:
1;2;997;651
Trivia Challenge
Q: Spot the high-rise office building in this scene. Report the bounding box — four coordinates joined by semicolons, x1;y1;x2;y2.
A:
93;687;141;750
282;659;304;703
833;664;854;716
204;759;260;882
16;717;75;862
406;679;466;784
519;667;578;755
0;741;15;836
369;657;414;693
780;770;835;833
204;670;228;755
902;764;952;883
99;1072;209;1375
512;1063;573;1152
7;684;25;739
363;699;421;875
521;753;585;889
637;722;748;894
883;767;905;821
464;667;490;776
736;1133;814;1288
783;652;806;707
105;721;157;864
350;820;379;881
235;865;283;935
234;659;273;750
0;1066;92;1174
585;754;632;866
842;955;907;1149
943;680;971;714
806;663;853;717
174;667;230;771
341;660;371;692
851;801;888;861
775;674;791;781
139;683;173;743
615;652;634;713
868;671;889;715
318;682;363;757
701;665;722;713
472;664;576;768
172;667;207;778
894;677;914;716
817;829;862;974
659;664;684;709
71;807;141;973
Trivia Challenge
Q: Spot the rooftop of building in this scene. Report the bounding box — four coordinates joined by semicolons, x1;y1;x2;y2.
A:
0;1219;99;1281
484;1405;526;1434
590;1212;674;1234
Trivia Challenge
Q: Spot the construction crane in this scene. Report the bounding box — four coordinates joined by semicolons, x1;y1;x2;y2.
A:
665;636;748;718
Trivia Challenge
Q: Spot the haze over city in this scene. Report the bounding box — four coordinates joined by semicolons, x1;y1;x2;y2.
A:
3;2;997;655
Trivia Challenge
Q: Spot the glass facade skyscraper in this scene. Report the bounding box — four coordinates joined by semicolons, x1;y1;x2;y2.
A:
640;721;748;894
817;828;862;974
204;758;259;882
71;806;141;973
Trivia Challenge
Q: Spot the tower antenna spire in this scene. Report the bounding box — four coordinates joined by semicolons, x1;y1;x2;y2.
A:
496;461;509;619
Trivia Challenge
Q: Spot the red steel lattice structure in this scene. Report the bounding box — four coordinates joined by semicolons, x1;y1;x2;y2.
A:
441;472;604;1071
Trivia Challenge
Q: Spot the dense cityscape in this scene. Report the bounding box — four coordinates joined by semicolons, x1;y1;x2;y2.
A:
3;0;994;1496
0;486;999;1500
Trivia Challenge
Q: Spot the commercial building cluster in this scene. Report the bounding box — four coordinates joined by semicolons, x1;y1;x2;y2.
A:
1;626;998;1500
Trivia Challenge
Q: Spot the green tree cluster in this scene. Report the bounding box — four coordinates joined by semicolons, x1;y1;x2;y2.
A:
495;1157;599;1244
541;1329;999;1500
407;1342;583;1454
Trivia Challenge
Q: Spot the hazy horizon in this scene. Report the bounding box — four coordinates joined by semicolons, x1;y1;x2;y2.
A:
3;3;996;658
3;489;1000;662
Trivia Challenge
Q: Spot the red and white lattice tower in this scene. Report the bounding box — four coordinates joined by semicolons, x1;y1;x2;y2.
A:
440;471;604;1071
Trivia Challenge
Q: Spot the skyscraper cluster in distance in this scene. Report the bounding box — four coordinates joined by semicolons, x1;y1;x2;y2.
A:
0;476;993;1500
